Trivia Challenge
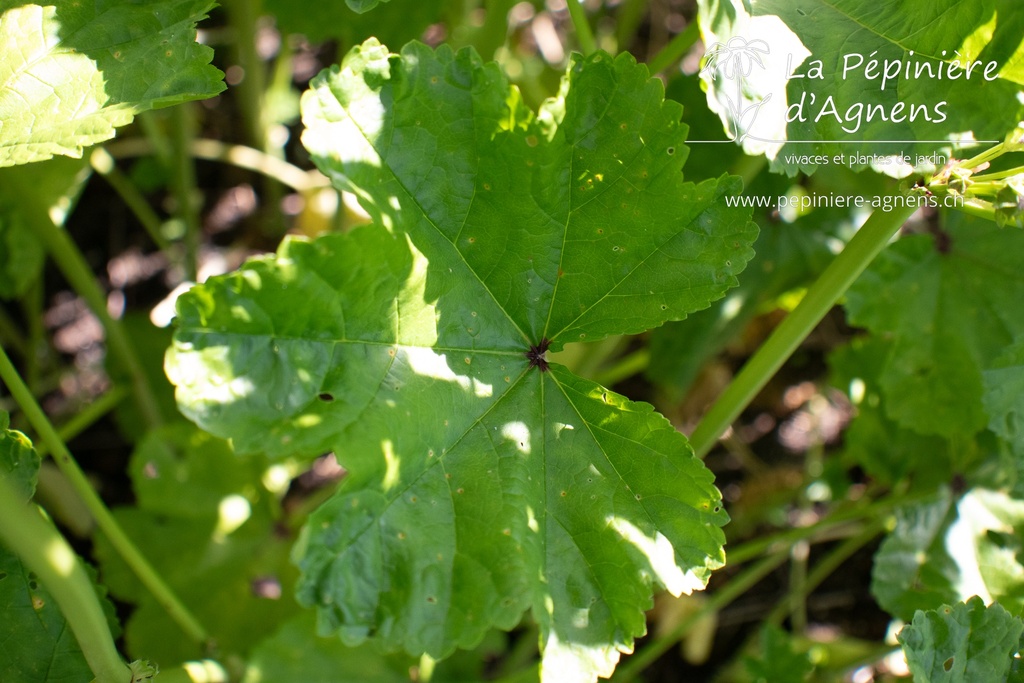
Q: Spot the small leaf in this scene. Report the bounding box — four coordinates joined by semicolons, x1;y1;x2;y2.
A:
0;411;41;501
0;0;225;167
744;624;813;683
898;597;1024;683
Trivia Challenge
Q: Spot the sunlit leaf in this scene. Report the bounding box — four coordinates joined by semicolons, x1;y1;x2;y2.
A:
167;39;757;680
0;0;224;167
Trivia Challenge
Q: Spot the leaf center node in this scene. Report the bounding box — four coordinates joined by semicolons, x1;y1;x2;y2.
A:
526;338;551;372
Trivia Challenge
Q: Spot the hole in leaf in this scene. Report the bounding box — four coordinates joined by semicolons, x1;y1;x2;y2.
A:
29;580;38;590
944;657;954;672
0;572;7;580
667;147;675;155
318;393;334;402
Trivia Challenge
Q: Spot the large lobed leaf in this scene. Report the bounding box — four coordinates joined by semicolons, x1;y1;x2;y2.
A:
0;0;224;167
168;40;756;680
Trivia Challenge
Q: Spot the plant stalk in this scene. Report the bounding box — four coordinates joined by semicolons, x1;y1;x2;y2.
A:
0;346;209;647
566;0;597;56
688;203;916;458
647;19;700;74
0;476;130;683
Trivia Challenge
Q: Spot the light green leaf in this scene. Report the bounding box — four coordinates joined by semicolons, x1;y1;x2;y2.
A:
898;597;1024;683
984;339;1024;454
845;217;1024;439
697;0;1024;175
168;40;756;680
0;0;225;167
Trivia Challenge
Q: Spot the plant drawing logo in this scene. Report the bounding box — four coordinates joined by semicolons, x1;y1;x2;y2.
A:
699;36;772;142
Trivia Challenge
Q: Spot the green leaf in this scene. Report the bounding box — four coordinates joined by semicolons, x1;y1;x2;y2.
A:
984;339;1024;454
94;425;299;664
744;624;813;683
168;40;756;679
0;157;89;298
0;0;225;167
845;217;1024;439
898;597;1024;683
872;489;1024;622
697;0;1024;175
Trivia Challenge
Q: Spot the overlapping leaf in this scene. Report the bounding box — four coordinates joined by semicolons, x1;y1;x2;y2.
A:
845;218;1024;439
0;0;224;167
698;0;1024;175
898;597;1024;683
168;40;756;680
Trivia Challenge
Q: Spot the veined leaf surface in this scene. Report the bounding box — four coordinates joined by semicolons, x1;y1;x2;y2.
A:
0;0;224;167
168;40;756;681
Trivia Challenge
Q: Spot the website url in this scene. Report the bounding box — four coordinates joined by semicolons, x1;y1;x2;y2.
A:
725;193;963;212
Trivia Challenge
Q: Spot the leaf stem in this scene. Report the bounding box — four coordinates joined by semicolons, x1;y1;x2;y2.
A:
0;346;209;647
611;550;789;682
688;202;916;458
0;476;130;683
34;385;129;459
765;518;885;627
34;216;164;428
593;348;649;387
90;148;174;254
106;138;329;193
170;104;201;282
646;19;700;75
566;0;598;56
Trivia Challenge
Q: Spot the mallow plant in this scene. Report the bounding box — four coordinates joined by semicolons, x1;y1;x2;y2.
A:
1;1;1023;682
